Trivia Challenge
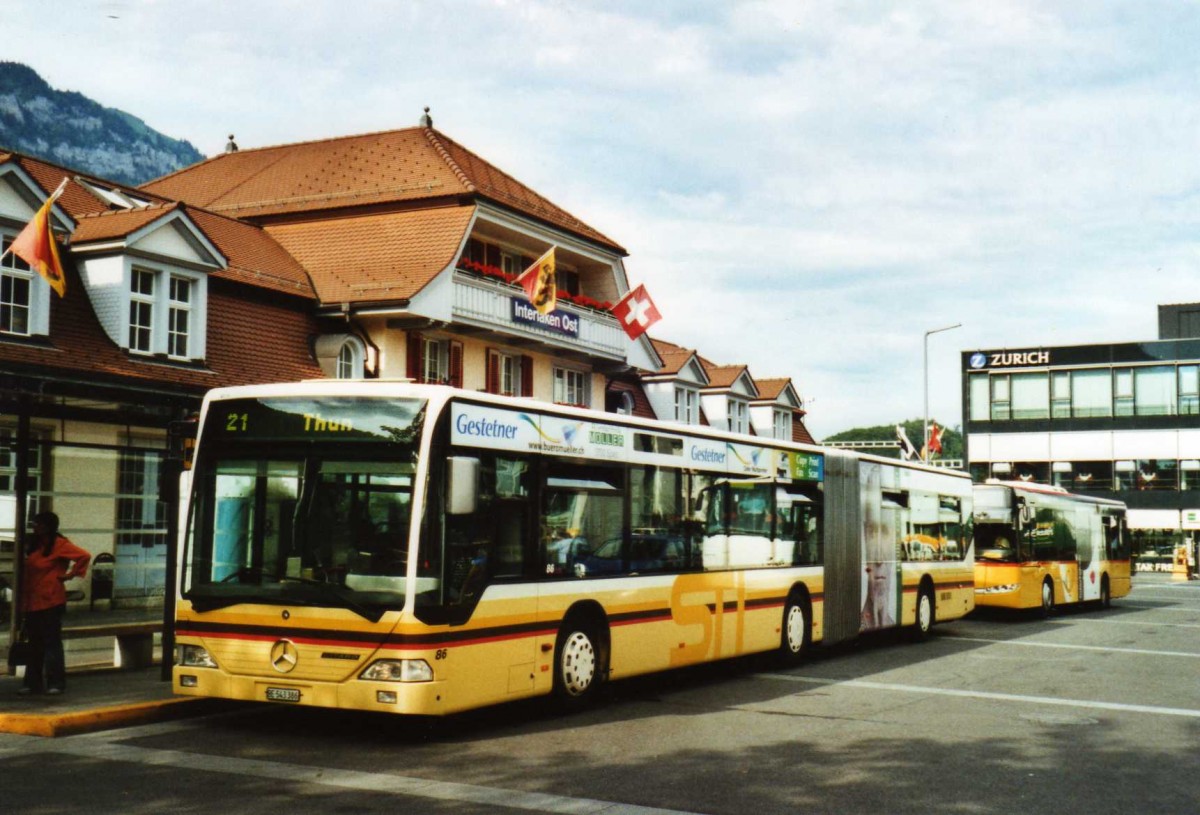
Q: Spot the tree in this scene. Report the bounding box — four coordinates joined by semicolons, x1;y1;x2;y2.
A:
823;419;963;461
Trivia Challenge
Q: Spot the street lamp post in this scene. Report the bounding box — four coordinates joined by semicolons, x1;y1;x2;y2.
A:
924;323;962;461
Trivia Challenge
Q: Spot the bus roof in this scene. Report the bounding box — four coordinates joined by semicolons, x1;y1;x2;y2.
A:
978;479;1126;510
198;381;971;482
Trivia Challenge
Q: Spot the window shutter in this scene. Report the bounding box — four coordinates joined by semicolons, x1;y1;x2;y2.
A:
448;341;464;388
486;348;499;394
520;355;534;397
407;332;424;382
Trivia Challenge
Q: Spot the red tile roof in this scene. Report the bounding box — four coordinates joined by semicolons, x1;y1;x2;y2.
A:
648;338;697;376
0;262;323;393
71;203;182;243
752;377;791;401
699;357;754;392
263;204;474;304
143;127;624;253
605;379;657;420
188;208;315;297
793;420;817;446
12;154;172;222
8;153;314;299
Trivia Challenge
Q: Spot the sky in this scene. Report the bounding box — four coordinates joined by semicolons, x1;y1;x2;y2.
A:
6;1;1200;440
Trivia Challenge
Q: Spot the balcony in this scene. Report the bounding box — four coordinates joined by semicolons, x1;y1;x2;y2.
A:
452;270;626;360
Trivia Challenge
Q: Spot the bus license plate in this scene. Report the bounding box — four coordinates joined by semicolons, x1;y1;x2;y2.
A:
266;687;301;703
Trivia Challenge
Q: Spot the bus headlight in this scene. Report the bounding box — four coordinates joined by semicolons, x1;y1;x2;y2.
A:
178;644;218;668
360;659;433;683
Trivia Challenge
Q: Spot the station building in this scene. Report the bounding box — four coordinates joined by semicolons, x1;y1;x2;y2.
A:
961;302;1200;569
1;112;814;623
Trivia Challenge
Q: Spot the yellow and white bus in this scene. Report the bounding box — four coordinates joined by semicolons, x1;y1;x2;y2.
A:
973;481;1130;613
173;382;974;715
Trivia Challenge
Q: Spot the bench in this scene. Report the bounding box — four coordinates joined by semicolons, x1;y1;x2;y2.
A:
62;621;161;670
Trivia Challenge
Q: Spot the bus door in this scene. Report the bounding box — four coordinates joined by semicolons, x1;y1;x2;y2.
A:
1077;509;1101;602
439;452;540;699
859;462;901;632
1016;497;1045;601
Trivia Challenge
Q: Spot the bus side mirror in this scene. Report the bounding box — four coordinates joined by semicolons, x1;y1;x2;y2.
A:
447;457;480;515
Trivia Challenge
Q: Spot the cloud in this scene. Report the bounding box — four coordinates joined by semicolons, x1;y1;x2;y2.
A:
7;0;1199;438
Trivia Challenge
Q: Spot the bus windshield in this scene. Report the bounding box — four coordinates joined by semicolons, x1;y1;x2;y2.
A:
181;396;426;619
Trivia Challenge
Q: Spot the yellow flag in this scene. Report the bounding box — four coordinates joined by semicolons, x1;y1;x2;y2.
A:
516;247;557;315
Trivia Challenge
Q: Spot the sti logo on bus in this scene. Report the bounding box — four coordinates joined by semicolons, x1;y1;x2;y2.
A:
970;349;1050;369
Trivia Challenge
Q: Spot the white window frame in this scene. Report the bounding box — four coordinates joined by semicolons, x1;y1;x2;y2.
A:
488;350;523;397
728;398;748;434
772;408;792;440
674;386;699;424
501;252;524;277
129;267;156;354
167;275;192;358
422;337;448;384
554;366;590;408
125;263;206;360
336;338;365;379
1;232;50;337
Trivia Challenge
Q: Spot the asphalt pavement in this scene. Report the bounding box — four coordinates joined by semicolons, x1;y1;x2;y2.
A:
1;571;1192;739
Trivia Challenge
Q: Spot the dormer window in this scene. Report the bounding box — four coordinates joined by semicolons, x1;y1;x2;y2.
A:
1;235;32;335
773;408;792;440
674;386;699;424
728;398;748;434
125;264;205;360
1;232;51;338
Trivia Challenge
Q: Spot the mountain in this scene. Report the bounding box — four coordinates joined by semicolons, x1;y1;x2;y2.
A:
0;62;203;186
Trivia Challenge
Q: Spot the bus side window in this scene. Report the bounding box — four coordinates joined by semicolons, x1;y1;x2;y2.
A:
541;461;623;578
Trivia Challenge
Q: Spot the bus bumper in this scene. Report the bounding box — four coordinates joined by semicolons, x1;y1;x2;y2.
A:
173;665;449;715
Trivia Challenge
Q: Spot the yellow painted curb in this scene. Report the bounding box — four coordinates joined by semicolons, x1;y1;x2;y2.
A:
0;697;217;737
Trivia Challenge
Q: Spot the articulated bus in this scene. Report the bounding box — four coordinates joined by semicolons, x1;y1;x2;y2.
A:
973;481;1131;614
173;382;974;715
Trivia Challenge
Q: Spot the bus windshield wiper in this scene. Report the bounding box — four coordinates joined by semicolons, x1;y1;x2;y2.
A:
276;574;384;623
201;567;384;622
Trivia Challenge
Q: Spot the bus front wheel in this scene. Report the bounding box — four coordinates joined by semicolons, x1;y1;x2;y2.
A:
912;586;935;641
553;618;606;707
779;594;809;663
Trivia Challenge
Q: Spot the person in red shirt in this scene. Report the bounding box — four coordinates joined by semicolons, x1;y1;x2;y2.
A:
18;512;91;695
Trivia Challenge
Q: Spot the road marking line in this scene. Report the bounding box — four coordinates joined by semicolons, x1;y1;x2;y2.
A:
48;740;699;815
949;635;1200;658
1118;603;1200;612
759;674;1200;719
1049;618;1200;629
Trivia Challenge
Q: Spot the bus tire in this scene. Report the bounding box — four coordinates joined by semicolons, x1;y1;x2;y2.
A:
1099;575;1111;609
779;591;810;664
1040;578;1055;617
912;585;935;641
552;616;606;708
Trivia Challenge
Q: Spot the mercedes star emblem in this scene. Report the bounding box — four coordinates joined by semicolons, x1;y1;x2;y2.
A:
270;639;298;674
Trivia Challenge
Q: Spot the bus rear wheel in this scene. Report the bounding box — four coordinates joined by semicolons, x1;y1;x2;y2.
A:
1040;579;1055;617
553;618;606;707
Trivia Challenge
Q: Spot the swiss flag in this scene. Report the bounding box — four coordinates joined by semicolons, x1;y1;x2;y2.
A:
611;284;661;340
